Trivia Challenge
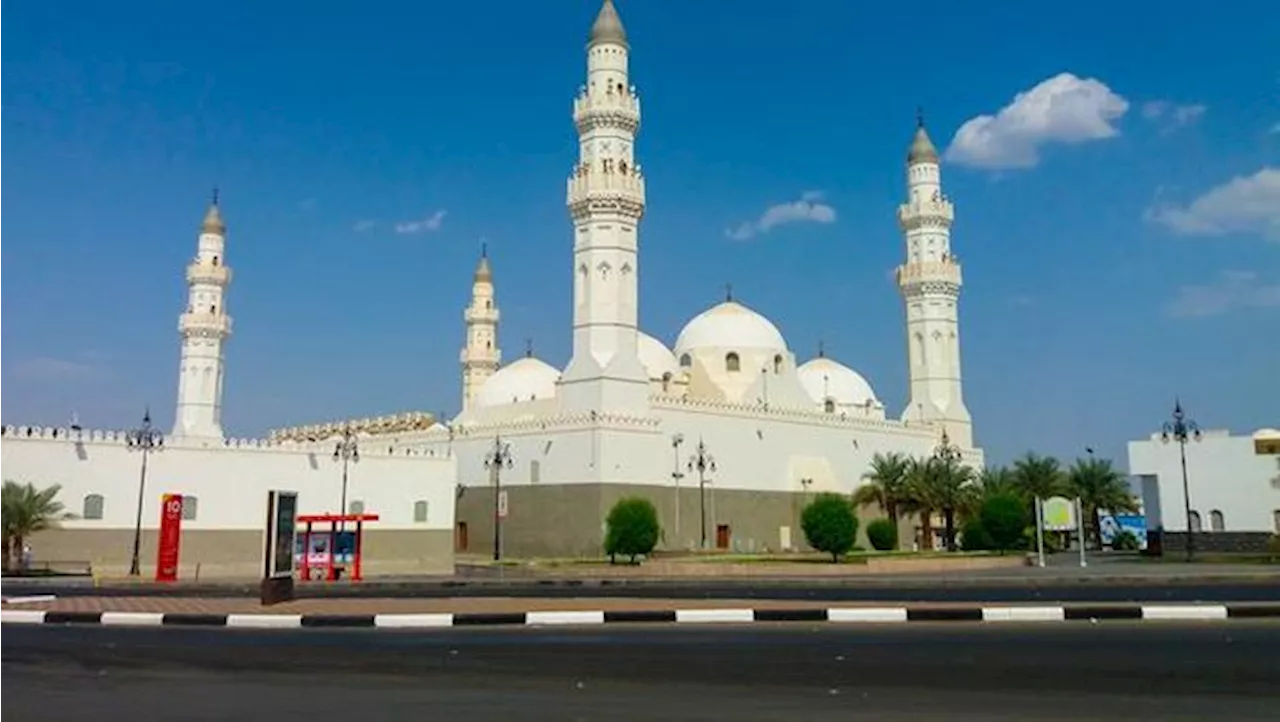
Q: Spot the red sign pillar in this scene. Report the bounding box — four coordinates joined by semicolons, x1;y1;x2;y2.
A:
155;493;184;582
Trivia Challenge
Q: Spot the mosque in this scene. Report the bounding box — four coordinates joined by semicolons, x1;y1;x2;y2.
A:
273;0;984;557
2;1;982;571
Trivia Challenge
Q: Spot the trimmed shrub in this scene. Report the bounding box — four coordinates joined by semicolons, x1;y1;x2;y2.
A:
960;517;993;551
1112;529;1141;551
604;497;660;564
980;493;1027;552
801;493;859;562
866;518;898;551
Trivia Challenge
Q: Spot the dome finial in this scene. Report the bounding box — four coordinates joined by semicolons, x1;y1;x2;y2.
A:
525;337;534;358
201;188;226;235
588;0;628;48
725;282;733;302
818;339;826;358
474;242;492;282
916;106;925;129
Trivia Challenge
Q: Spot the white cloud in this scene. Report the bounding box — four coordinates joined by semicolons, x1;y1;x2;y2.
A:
945;72;1130;169
1145;167;1280;241
8;357;107;381
352;219;377;233
725;191;836;240
1165;270;1280;318
1270;122;1280;135
394;210;447;235
1141;100;1207;133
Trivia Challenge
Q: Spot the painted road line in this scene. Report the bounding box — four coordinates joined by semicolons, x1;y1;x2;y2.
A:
526;610;606;626
826;607;909;623
100;612;165;627
1141;605;1229;620
225;614;303;629
374;613;455;628
0;610;47;624
674;608;755;624
1;595;58;605
982;606;1066;622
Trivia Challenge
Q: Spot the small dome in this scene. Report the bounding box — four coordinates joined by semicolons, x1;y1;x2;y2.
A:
588;0;627;48
473;357;561;408
637;332;678;380
797;356;878;408
907;123;939;165
674;301;788;357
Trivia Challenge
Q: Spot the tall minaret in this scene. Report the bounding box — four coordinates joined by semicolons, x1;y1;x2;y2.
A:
560;0;651;412
895;114;973;447
173;191;233;440
460;246;501;411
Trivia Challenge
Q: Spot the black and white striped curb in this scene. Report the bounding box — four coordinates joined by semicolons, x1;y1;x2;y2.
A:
4;604;1279;629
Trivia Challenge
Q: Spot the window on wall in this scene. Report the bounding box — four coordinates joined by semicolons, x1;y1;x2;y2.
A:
182;496;198;521
349;500;365;515
823;399;836;414
1188;510;1202;533
679;353;691;368
413;500;429;523
83;494;105;520
530;459;541;484
725;352;740;372
773;354;783;374
1209;510;1225;532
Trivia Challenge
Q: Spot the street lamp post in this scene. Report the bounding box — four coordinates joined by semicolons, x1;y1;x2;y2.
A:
125;409;164;577
932;428;963;551
687;439;717;550
1161;399;1201;562
484;436;515;561
671;434;685;547
332;425;360;529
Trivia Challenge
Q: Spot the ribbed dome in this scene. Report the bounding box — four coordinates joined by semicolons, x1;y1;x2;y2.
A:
473;357;560;408
588;0;628;48
637;332;678;379
797;356;878;408
674;301;788;357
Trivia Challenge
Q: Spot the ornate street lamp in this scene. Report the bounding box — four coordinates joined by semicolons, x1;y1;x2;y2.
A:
933;428;962;465
332;424;360;530
484;436;515;561
125;408;164;576
671;434;685;545
1161;399;1201;561
687;439;717;550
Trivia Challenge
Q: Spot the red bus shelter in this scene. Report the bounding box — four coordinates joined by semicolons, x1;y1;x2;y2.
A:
296;513;379;582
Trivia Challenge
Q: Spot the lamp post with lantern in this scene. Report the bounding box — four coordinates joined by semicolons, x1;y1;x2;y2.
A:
1161;399;1201;561
125;409;165;577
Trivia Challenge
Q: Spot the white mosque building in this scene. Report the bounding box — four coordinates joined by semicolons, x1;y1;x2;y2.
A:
276;0;983;556
3;0;983;568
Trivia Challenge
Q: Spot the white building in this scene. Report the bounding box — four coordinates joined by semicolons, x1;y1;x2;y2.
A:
1;195;457;578
1128;427;1280;551
275;1;983;557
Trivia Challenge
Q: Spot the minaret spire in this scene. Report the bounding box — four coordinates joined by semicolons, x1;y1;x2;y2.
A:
461;246;501;411
560;0;650;411
895;114;972;447
174;193;234;440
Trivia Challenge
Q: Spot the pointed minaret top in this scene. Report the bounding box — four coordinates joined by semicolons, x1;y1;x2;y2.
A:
201;188;226;235
474;243;492;283
907;110;940;165
588;0;628;48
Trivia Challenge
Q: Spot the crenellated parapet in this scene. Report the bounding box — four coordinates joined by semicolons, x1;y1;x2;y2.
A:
268;411;437;443
651;395;939;439
437;409;662;440
567;164;645;220
896;196;955;231
573;85;640;134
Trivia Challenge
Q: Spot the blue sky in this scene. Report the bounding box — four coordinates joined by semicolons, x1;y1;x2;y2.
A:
3;0;1278;467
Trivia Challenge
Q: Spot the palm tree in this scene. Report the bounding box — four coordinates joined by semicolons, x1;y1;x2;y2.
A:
917;458;977;552
976;465;1018;501
1067;457;1138;548
852;452;912;525
1011;452;1066;508
1;481;69;572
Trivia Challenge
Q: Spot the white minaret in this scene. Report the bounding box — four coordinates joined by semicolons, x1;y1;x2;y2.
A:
173;191;233;439
460;245;501;411
559;0;651;412
896;114;973;447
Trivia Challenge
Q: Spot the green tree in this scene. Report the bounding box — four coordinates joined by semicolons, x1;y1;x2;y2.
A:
2;481;69;572
852;452;913;526
977;465;1018;500
979;493;1027;552
1011;453;1066;509
1067;457;1138;549
865;517;898;551
902;458;936;551
960;516;992;551
603;497;660;564
801;493;859;562
916;457;977;552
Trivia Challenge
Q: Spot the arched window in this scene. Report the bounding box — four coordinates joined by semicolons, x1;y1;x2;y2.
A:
182;496;199;520
1209;510;1225;532
82;494;105;520
209;304;217;314
725;352;740;372
212;255;219;266
661;372;672;392
1188;510;1202;533
485;300;491;309
823;399;836;414
773;354;783;374
413;500;429;523
679;353;692;368
349;500;365;515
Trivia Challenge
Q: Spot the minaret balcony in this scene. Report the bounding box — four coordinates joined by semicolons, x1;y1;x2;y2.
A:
186;262;232;285
896;199;955;230
566;172;646;207
573;92;640;126
463;307;501;324
179;312;233;336
895;260;963;289
459;348;501;365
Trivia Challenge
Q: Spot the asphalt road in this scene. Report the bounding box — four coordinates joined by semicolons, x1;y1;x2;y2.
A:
5;622;1279;720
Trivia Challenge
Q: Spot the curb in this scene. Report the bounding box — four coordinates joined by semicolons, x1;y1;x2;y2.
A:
4;604;1279;630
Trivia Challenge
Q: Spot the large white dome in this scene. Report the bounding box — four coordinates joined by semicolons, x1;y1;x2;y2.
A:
637;332;678;379
473;356;561;408
797;356;878;408
674;301;788;357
